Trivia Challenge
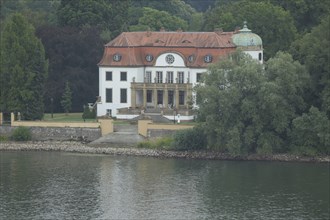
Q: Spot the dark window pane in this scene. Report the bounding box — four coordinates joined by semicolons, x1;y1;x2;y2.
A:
106;88;112;103
106;71;112;81
120;89;127;103
120;72;127;81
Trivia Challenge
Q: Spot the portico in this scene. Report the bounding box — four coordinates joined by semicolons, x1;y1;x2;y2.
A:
130;81;193;110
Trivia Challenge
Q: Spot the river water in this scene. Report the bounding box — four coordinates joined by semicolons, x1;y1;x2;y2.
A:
0;151;329;219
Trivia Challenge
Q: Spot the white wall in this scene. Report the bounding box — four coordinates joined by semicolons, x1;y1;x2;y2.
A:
155;53;185;67
97;67;144;117
244;50;263;63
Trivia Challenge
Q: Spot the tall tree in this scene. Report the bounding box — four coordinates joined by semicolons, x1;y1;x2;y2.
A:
290;15;330;116
61;81;72;115
0;13;48;120
36;25;103;112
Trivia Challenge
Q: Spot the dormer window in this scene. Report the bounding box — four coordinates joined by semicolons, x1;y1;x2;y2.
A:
182;40;191;44
113;53;121;62
155;39;164;43
204;55;212;63
145;54;153;62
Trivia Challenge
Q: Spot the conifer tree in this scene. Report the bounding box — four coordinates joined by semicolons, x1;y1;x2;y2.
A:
61;81;72;115
0;13;48;120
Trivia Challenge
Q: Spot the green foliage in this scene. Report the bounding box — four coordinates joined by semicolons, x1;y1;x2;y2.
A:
203;1;297;59
171;126;207;151
0;136;9;142
137;137;174;149
290;107;330;156
11;126;32;141
56;0;130;38
36;25;103;112
196;51;311;154
0;13;48;120
130;7;188;31
290;15;330;116
61;81;72;115
82;105;96;119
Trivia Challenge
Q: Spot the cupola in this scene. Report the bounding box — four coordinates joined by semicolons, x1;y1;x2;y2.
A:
232;21;262;48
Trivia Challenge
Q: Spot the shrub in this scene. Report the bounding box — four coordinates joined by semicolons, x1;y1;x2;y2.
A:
137;137;173;149
82;105;96;119
0;136;9;142
11;126;32;141
171;126;207;151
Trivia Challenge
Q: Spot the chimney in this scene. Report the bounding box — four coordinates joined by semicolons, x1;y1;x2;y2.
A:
214;28;223;35
234;26;240;33
147;27;151;37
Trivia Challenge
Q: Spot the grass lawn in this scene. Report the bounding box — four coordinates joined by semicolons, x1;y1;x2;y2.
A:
43;113;97;122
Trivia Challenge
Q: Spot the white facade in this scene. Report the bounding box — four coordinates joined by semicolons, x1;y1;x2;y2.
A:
97;28;263;118
98;52;207;117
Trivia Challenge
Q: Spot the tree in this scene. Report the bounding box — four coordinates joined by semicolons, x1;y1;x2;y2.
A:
129;7;188;31
61;81;72;115
195;51;310;155
202;1;297;59
290;107;330;156
196;51;266;154
290;15;330;116
56;0;130;39
0;13;48;120
36;25;103;112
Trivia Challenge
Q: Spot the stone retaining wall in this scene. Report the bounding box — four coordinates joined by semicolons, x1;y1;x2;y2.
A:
0;126;101;142
0;141;329;163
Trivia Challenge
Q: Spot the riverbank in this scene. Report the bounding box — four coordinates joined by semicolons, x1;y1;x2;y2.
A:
0;141;329;163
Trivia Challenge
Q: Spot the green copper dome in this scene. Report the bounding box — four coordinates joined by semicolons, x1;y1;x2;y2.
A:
232;22;262;47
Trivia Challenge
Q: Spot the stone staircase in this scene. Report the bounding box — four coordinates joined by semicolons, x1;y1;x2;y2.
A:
89;124;145;147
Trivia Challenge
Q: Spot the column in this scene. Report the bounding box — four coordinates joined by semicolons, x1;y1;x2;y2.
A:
175;85;179;109
131;86;136;108
153;87;157;108
186;84;191;109
164;86;168;108
143;85;147;108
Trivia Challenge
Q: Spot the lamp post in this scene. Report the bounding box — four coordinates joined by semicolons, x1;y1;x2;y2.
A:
50;98;54;118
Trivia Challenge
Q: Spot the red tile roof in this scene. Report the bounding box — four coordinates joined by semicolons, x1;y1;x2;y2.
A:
98;31;237;67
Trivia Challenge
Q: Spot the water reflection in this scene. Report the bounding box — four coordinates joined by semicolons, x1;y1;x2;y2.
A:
0;152;329;219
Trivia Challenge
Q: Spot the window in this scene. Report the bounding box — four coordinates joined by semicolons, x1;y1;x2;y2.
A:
179;91;185;105
156;71;163;83
106;109;112;116
259;53;262;61
147;90;152;103
106;71;112;81
178;72;184;84
145;71;152;83
204;55;212;63
106;88;112;103
120;88;127;103
167;71;173;83
120;72;127;81
165;54;175;64
196;73;202;82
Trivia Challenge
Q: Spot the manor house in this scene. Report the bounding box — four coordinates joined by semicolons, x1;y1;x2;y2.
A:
97;23;262;120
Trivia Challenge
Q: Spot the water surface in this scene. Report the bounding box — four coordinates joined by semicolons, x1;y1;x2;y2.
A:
0;151;329;219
